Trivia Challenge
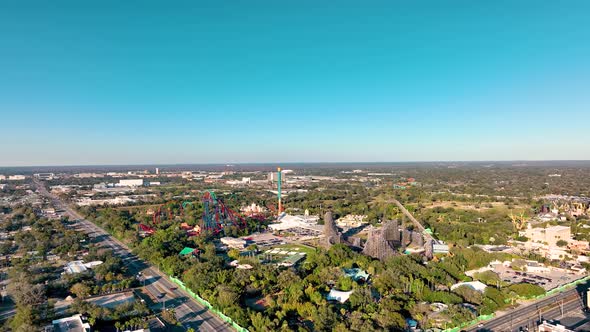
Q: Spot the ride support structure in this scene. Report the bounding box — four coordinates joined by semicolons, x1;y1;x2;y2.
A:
202;190;247;234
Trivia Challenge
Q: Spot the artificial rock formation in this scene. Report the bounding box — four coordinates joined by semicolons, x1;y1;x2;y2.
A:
362;220;400;261
324;211;342;247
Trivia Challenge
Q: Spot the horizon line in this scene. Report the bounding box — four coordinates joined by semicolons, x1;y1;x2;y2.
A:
2;159;590;169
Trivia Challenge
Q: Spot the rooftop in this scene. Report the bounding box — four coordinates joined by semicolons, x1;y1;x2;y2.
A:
343;268;370;281
450;281;487;293
326;289;354;303
52;314;90;332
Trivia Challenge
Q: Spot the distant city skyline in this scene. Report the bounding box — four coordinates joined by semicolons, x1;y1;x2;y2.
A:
1;1;589;166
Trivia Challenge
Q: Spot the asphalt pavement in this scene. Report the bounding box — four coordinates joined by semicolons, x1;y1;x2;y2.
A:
465;283;589;332
34;180;234;332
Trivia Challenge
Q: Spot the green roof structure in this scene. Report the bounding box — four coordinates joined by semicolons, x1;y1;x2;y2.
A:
343;268;370;282
179;247;198;256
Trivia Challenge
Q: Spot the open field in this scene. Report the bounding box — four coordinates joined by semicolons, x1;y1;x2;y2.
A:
424;201;529;212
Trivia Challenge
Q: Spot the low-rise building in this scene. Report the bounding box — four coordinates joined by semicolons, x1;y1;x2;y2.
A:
268;214;322;232
326;289;353;303
433;243;450;254
520;225;571;247
220;237;247;249
538;320;573;332
76;196;135;206
34;173;55;180
343;268;370;282
524;260;551;273
450;281;487;293
179;247;199;257
117;179;146;187
278;254;305;267
52;314;91;332
336;215;368;228
8;175;25;181
64;260;103;274
568;239;590;252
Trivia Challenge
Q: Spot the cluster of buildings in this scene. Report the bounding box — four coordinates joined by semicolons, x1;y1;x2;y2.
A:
335;214;368;228
393;177;418;190
0;174;26;181
537;196;590;221
76;196;135;206
267;213;322;234
93;178;160;189
240;203;266;215
518;224;589;260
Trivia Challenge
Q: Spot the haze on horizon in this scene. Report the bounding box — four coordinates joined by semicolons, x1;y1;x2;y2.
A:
1;1;589;167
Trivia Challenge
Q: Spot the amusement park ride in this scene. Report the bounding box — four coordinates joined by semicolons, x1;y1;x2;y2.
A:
201;190;247;234
138;167;284;238
139;190;249;237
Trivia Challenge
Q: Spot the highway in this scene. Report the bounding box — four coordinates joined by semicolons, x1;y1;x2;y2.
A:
465;283;588;332
34;180;233;332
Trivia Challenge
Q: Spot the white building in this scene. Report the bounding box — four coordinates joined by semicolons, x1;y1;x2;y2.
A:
520;225;571;247
220;237;247;249
524;260;551;273
538;320;573;332
268;214;322;232
117;179;146;187
52;314;91;332
450;281;487;293
433;243;450;254
326;289;353;303
226;177;252;185
65;260;103;274
34;173;55;180
76;196;135;206
75;173;103;178
0;175;5;180
8;175;25;181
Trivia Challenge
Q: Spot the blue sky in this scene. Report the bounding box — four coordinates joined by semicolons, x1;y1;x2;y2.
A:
1;1;589;166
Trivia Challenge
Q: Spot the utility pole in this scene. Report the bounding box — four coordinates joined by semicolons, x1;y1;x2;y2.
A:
560;299;564;318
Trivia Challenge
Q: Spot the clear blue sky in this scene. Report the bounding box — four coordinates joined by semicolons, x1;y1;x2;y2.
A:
1;1;589;166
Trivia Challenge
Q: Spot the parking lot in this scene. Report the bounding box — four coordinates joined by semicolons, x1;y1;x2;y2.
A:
242;232;286;247
493;264;583;291
280;227;323;240
243;228;322;246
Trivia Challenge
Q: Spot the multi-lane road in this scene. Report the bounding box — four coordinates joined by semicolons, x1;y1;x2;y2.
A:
34;180;233;332
465;282;589;331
